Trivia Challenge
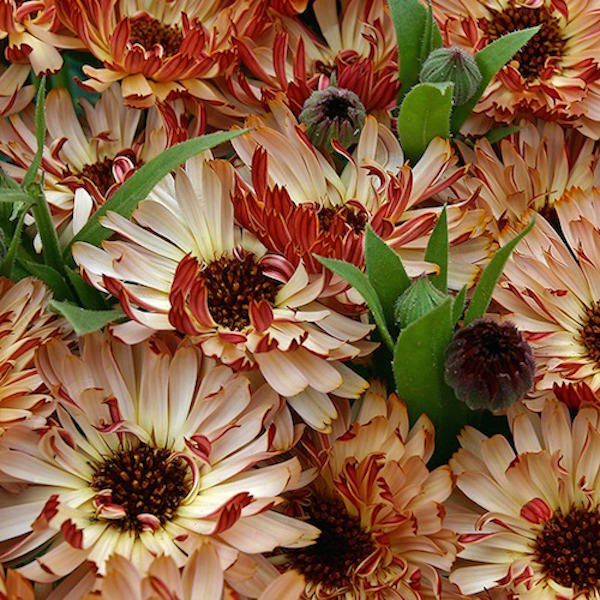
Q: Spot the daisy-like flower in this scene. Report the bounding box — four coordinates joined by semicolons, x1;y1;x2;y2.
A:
448;399;600;598
495;187;600;395
0;83;179;246
72;153;370;431
0;332;318;584
0;277;68;437
258;382;457;600
232;99;493;295
0;0;84;75
448;120;600;227
82;552;305;599
54;0;260;107
432;0;600;137
225;0;398;121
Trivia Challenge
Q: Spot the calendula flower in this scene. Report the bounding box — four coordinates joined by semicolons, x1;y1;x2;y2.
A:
232;99;493;296
224;0;398;121
495;188;600;395
82;552;305;599
0;333;317;584
448;120;600;226
0;277;68;437
263;383;458;600
72;154;370;431
432;0;600;137
448;399;600;598
0;0;83;74
0;83;180;247
54;0;259;108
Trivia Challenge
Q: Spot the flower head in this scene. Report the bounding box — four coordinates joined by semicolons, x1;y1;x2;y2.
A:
448;399;600;598
445;318;535;411
432;0;600;137
0;84;180;248
72;154;370;431
0;277;69;438
55;0;257;107
0;333;317;583
269;383;458;599
495;188;600;397
232;99;493;296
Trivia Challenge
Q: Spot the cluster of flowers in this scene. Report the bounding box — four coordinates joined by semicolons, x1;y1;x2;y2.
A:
2;0;600;599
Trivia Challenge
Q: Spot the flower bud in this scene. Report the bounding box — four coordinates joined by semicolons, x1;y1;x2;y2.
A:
394;275;448;329
299;87;366;150
420;47;482;105
444;318;535;411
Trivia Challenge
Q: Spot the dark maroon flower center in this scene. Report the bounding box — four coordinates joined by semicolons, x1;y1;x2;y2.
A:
91;443;190;532
481;2;565;82
129;18;183;57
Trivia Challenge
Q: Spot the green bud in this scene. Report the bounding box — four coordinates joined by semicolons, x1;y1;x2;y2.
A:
299;87;366;150
394;275;448;329
420;47;482;105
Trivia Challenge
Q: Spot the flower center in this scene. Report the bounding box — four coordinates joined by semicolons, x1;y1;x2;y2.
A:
318;206;368;234
202;252;280;330
129;17;183;57
79;158;116;196
91;443;190;532
580;301;600;365
286;496;376;591
482;2;565;82
535;505;600;593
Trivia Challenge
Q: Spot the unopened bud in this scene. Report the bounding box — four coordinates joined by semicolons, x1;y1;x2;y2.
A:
394;275;448;329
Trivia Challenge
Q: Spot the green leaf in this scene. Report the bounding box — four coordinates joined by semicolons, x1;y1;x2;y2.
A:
65;128;248;255
65;265;108;310
30;183;64;274
419;1;443;64
20;261;75;301
485;125;522;145
393;297;472;465
464;217;535;324
316;255;394;352
365;227;411;328
452;284;467;326
0;170;22;191
451;27;540;133
398;82;454;163
424;206;448;292
22;76;46;189
0;191;31;204
389;0;442;102
0;209;27;278
48;300;126;336
393;297;454;424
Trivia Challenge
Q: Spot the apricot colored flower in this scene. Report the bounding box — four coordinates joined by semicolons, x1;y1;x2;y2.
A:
432;0;600;138
0;333;317;584
448;400;600;598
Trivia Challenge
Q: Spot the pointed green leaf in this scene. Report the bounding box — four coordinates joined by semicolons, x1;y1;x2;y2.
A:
451;27;540;133
393;297;454;424
65;265;108;310
0;191;32;204
20;261;75;301
452;284;467;326
393;297;472;465
419;1;443;64
365;227;411;328
0;209;27;278
22;76;46;189
316;255;394;352
398;82;454;163
485;125;522;145
65;128;249;255
424;206;448;292
464;217;535;324
389;0;442;102
48;300;126;336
